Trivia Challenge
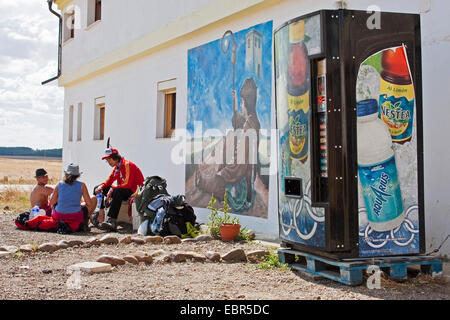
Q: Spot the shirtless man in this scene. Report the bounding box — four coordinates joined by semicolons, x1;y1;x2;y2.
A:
29;168;54;216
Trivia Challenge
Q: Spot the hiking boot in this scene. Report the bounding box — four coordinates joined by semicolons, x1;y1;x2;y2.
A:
100;218;117;231
90;210;100;228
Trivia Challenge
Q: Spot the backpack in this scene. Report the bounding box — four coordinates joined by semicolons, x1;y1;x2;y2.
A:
134;176;169;220
158;203;197;237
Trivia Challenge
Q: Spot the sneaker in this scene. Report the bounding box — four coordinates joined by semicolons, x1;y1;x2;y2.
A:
100;218;117;231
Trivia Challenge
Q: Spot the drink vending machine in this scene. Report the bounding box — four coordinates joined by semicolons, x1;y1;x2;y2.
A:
275;9;424;259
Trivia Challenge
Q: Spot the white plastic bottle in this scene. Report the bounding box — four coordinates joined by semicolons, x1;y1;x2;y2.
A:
30;204;40;220
357;99;405;232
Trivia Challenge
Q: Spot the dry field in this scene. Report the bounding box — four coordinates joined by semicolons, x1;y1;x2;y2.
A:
0;156;62;185
0;157;62;212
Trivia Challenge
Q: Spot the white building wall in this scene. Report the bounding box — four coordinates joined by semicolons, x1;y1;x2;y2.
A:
61;0;450;255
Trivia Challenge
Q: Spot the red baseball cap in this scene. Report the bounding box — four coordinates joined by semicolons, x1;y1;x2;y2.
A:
102;148;119;160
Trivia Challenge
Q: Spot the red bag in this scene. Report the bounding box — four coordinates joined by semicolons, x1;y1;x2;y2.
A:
15;215;58;231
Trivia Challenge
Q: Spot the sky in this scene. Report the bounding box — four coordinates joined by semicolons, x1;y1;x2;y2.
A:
0;0;63;150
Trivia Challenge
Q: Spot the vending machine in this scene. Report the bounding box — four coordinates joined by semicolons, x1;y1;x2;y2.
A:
275;9;424;259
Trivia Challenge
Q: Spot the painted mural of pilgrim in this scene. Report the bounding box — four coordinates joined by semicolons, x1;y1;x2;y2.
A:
195;77;261;210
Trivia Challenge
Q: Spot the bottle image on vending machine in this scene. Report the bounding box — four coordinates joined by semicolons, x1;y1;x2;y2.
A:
379;45;415;144
287;19;310;163
357;99;405;232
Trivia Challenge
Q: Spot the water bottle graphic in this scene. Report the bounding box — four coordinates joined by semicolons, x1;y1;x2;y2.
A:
151;207;166;234
357;99;405;232
30;204;40;220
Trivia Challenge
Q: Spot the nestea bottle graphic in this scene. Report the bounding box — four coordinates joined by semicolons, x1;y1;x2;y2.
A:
287;19;310;163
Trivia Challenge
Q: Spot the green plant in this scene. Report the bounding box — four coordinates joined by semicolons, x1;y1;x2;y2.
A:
206;193;240;239
255;250;289;270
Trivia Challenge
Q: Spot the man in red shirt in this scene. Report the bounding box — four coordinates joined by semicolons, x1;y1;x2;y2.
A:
92;148;144;231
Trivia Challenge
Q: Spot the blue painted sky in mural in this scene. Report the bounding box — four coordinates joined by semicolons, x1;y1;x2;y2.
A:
187;21;273;136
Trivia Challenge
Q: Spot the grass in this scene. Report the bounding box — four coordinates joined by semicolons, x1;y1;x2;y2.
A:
0;186;32;213
255;249;289;271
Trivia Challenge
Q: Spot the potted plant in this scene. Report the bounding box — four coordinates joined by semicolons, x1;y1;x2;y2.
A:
206;192;241;241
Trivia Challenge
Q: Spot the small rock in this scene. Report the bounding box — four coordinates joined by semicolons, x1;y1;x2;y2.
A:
164;235;182;244
205;251;221;262
132;251;153;263
144;236;164;244
131;237;145;245
181;238;197;243
154;254;171;264
67;240;84;247
42;269;52;274
86;237;102;246
0;252;12;258
0;246;7;252
246;250;270;263
38;243;59;253
3;246;18;253
184;251;207;262
123;255;139;265
19;244;34;253
57;240;69;249
221;249;247;263
3;206;10;210
149;249;167;257
170;251;187;263
100;235;119;245
246;229;256;240
119;236;132;244
97;255;126;266
195;235;213;242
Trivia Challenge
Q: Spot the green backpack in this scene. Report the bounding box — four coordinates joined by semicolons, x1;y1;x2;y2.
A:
134;176;169;220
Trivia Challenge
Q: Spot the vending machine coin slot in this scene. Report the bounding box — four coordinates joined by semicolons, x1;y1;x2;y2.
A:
284;177;303;198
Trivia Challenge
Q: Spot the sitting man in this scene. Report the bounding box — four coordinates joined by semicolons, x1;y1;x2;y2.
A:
30;168;54;216
91;148;144;231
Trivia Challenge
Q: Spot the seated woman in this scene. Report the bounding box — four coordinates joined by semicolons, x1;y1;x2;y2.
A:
49;163;96;232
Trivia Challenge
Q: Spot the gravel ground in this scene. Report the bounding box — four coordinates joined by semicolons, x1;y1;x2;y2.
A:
0;212;448;300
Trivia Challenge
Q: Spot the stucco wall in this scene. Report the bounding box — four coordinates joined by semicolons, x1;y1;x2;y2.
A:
61;0;450;256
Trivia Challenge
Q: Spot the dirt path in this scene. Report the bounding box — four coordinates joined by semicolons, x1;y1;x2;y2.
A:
0;212;448;300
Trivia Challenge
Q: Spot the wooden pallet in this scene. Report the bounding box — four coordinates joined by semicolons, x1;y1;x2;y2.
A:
278;248;443;286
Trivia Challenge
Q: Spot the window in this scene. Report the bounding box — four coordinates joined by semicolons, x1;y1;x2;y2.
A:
64;11;75;42
68;105;74;142
165;93;176;138
156;79;177;138
94;97;105;140
76;103;82;141
87;0;101;27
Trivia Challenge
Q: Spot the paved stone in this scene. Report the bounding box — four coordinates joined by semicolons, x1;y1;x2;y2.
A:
181;238;198;243
221;249;247;262
68;262;112;274
149;249;167;257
